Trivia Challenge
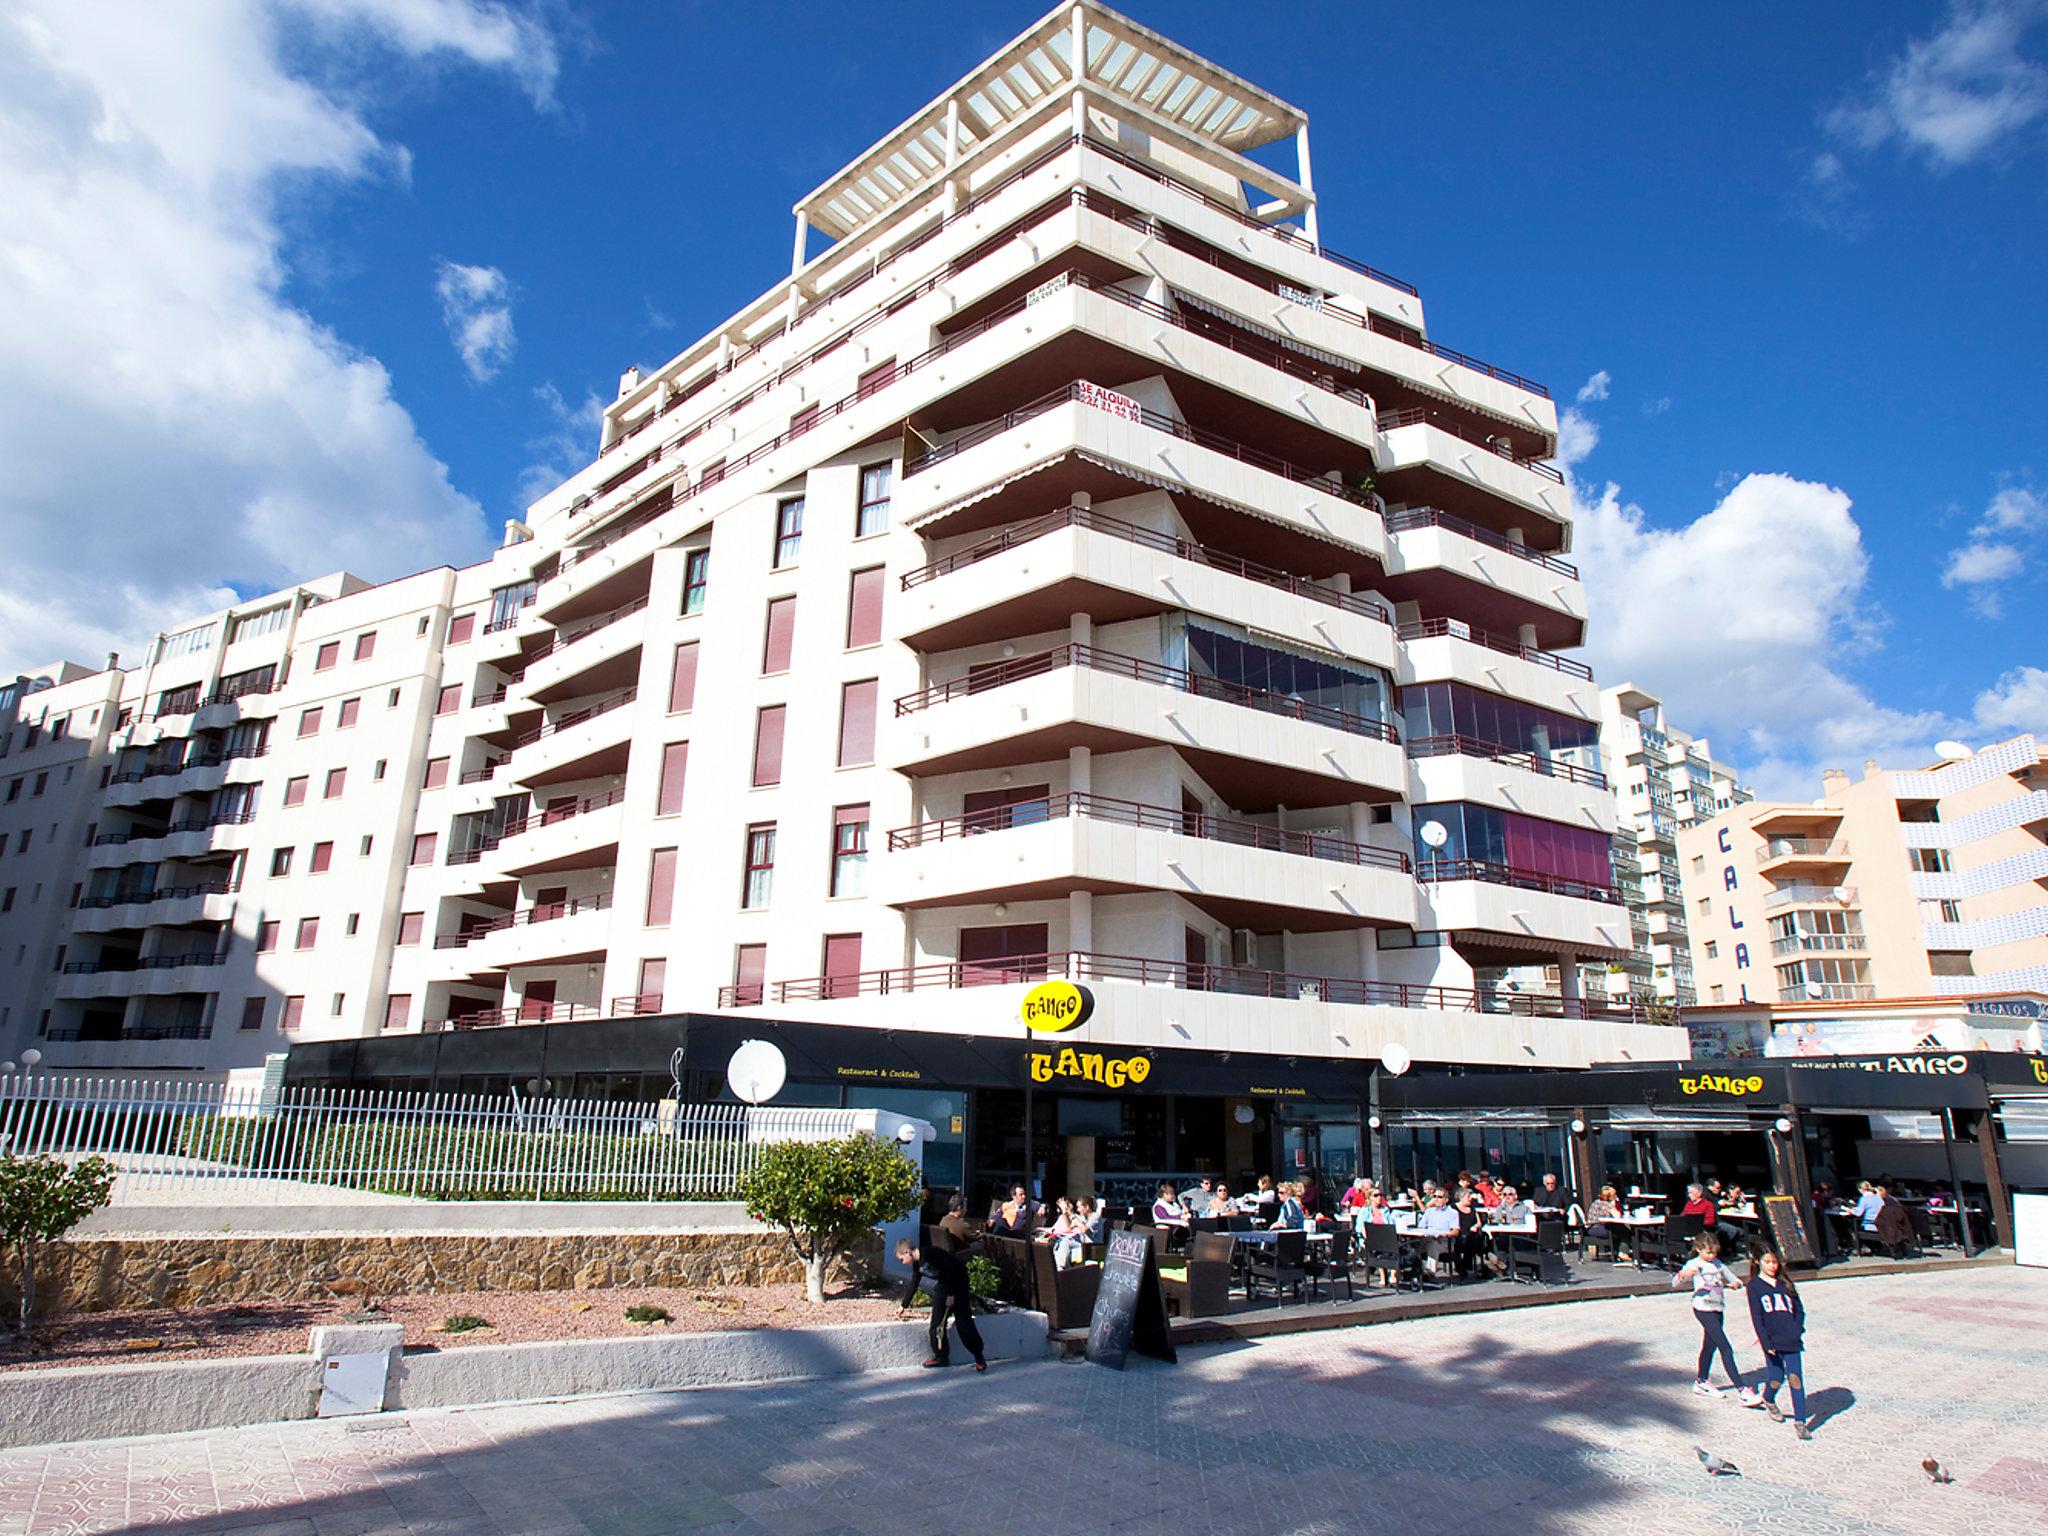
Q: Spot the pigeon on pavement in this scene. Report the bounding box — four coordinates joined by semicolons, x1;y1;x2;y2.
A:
1695;1446;1741;1477
1922;1458;1955;1484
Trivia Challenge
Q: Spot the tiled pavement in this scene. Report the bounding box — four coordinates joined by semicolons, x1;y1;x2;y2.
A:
2;1265;2044;1536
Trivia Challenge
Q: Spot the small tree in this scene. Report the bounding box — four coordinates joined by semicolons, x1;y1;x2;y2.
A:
0;1153;116;1334
739;1134;921;1304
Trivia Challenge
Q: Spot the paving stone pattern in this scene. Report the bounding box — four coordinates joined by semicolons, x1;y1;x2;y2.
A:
1;1265;2043;1535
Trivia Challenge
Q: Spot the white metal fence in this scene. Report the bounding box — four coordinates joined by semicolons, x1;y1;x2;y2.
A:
0;1076;866;1204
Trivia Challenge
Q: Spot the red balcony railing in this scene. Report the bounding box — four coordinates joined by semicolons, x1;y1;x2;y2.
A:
1378;406;1564;484
1384;507;1577;579
720;949;1642;1019
887;791;1410;872
517;596;652;670
507;689;637;751
440;1001;610;1030
1415;858;1618;904
899;505;1390;625
1396;618;1594;681
893;642;1401;744
431;891;614;949
1405;734;1607;790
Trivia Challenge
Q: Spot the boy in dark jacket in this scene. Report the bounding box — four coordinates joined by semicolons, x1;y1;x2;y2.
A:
1746;1249;1812;1440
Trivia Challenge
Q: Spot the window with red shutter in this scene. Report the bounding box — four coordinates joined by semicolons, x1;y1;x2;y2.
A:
354;631;376;661
283;776;308;807
761;596;796;673
298;707;321;737
668;641;699;712
837;680;877;767
657;742;689;815
383;994;410;1031
857;359;897;400
436;684;462;715
239;997;266;1031
257;920;279;952
315;641;339;671
636;958;666;1011
447;612;475;645
337;697;361;728
324;768;345;799
423;757;449;789
646;847;677;925
753;704;786;786
411;832;437;865
846;567;883;648
821;934;864;998
310;841;333;873
281;995;305;1030
296;917;319;950
398;911;424;945
732;944;766;1006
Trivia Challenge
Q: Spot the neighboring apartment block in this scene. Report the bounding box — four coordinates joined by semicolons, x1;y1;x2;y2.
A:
1600;683;1751;1006
1680;734;2048;1007
0;2;1684;1116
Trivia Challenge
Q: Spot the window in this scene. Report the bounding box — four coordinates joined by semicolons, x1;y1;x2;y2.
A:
411;832;438;865
257;920;279;953
788;404;819;440
310;841;334;874
753;705;786;787
0;888;11;913
1909;847;1952;874
490;581;537;630
4;779;17;802
447;612;475;645
314;641;340;671
32;772;47;797
635;958;666;1012
331;994;345;1016
646;846;678;926
668;641;699;712
345;913;359;934
1939;899;1962;923
228;604;288;643
281;995;305;1030
732;944;767;1006
353;631;377;661
1697;897;1712;917
337;697;361;729
417;615;431;636
682;550;710;614
239;997;266;1031
387;689;400;708
742;823;776;908
436;684;462;716
1710;984;1725;1003
383;994;411;1031
658;742;690;816
423;757;449;790
295;917;319;950
832;805;869;897
398;911;424;945
846;567;884;648
773;497;804;569
283;776;308;806
1704;941;1719;960
1692;855;1706;874
12;830;24;854
324;768;346;799
837;680;877;767
373;759;387;780
298;707;322;737
761;596;797;674
857;463;892;537
857;360;897;401
270;847;293;878
359;835;372;855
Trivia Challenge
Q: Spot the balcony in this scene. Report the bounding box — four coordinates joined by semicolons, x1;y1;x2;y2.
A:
1381;508;1584;649
896;504;1390;656
1780;982;1877;1002
69;880;240;936
1769;930;1868;956
1756;837;1852;873
1762;884;1860;911
455;788;627;878
1375;404;1568;531
1396;617;1592;683
889;641;1405;807
438;892;613;970
515;595;651;702
56;952;227;1000
504;689;637;786
1405;735;1605;790
878;791;1414;928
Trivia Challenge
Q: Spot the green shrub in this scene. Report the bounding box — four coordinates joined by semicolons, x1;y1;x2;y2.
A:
441;1313;489;1334
1;1153;116;1332
623;1304;671;1324
966;1255;1000;1303
738;1135;922;1303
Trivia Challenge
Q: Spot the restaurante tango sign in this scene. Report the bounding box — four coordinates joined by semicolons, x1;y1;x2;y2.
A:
1029;1046;1151;1089
1679;1072;1766;1098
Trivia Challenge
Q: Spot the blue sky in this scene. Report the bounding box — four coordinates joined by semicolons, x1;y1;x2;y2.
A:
2;1;2044;793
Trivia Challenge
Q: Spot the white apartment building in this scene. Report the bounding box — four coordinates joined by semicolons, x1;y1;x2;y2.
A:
0;3;1686;1199
1598;683;1751;1006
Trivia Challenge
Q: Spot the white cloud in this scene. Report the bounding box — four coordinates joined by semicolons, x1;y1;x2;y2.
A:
518;382;605;505
0;0;555;675
436;260;516;381
1940;484;2045;615
1944;540;2025;586
1575;370;1611;404
1640;396;1672;417
1972;665;2048;732
1826;0;2048;167
1556;408;1600;469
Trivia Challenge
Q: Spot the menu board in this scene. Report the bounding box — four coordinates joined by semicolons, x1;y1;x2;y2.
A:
1084;1229;1177;1369
1762;1194;1818;1267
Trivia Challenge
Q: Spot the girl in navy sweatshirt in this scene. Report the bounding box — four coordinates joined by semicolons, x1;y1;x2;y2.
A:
1746;1249;1812;1440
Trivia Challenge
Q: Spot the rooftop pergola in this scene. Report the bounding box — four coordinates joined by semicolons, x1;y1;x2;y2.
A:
791;0;1316;268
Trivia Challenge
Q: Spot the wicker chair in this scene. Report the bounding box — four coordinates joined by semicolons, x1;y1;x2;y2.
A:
1160;1231;1235;1318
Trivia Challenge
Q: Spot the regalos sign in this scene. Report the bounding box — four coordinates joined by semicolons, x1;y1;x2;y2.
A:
1022;981;1093;1033
1029;1046;1151;1089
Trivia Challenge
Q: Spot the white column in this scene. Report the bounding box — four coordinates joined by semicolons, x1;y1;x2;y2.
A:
1559;953;1582;1003
1518;622;1539;651
1296;123;1319;247
1070;5;1087;84
1069;611;1092;648
1069;890;1094;956
1068;744;1092;795
790;211;808;277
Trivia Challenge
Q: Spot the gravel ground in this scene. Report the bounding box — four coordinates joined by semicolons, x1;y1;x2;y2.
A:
0;1282;906;1372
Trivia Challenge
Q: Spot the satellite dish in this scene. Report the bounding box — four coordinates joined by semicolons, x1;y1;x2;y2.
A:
1935;740;1973;762
1381;1042;1413;1076
1418;820;1449;850
726;1039;787;1105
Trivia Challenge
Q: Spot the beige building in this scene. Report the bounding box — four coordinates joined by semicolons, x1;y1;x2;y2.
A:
1680;734;2048;1008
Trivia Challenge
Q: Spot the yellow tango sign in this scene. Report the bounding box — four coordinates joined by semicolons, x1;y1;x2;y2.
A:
2032;1058;2048;1085
1029;1046;1150;1090
1021;980;1093;1033
1679;1072;1765;1098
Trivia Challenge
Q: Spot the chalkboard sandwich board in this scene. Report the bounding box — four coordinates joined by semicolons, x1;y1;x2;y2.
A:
1762;1194;1818;1267
1084;1228;1178;1369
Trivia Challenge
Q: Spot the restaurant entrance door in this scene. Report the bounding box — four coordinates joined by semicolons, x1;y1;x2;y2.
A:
1274;1103;1363;1209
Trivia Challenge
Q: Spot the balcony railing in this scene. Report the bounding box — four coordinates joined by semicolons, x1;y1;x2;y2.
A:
894;642;1401;744
75;879;239;911
1405;733;1607;789
507;689;637;751
517;596;652;670
447;787;629;865
1395;618;1594;681
1769;932;1868;956
1757;838;1851;863
431;892;613;949
1383;507;1577;579
899;505;1389;624
1780;982;1876;1002
1762;885;1860;911
440;1002;610;1031
90;811;256;848
62;952;225;975
886;791;1411;871
1377;405;1565;485
905;384;1378;507
459;760;506;785
1414;858;1619;904
483;592;539;634
718;949;1643;1019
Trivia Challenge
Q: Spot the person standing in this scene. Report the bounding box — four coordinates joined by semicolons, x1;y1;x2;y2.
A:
1672;1232;1760;1402
896;1236;987;1372
1746;1248;1813;1440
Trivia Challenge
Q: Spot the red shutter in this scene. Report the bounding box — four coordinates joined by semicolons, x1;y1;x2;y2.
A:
355;632;377;661
733;944;766;1006
436;685;462;715
857;359;897;399
761;597;796;673
447;613;475;645
310;841;333;873
338;697;361;728
281;996;305;1030
411;832;437;865
658;741;689;815
822;934;863;999
636;958;666;1011
846;567;883;649
383;994;410;1030
519;980;556;1021
753;705;786;786
789;404;819;438
284;777;308;806
668;641;699;711
315;641;339;671
423;757;449;789
398;911;423;945
837;680;876;767
646;847;677;925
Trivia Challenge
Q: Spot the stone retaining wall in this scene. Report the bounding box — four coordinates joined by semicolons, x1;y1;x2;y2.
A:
0;1230;878;1316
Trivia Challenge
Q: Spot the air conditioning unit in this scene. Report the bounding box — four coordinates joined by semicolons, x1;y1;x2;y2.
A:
1231;928;1259;966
